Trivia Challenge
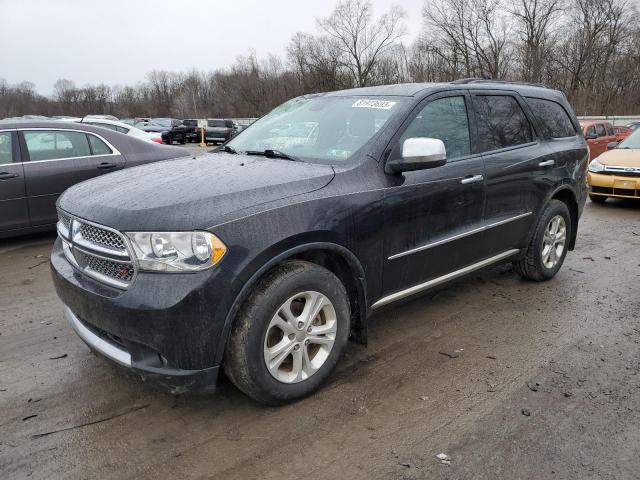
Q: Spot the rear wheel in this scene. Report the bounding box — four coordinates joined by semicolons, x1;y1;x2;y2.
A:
515;199;571;281
589;194;607;203
224;260;350;405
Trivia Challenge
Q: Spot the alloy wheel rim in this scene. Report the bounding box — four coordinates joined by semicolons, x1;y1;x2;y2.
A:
541;215;566;269
263;291;337;384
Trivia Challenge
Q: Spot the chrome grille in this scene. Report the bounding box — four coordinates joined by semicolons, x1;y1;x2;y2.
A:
57;212;135;289
79;223;126;250
74;250;135;283
59;212;72;231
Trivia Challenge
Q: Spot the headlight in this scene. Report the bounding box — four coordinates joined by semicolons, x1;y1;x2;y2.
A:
588;159;605;173
125;231;226;272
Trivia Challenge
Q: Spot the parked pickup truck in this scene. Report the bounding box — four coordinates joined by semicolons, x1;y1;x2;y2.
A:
204;119;236;144
52;80;587;405
182;119;201;143
143;118;187;145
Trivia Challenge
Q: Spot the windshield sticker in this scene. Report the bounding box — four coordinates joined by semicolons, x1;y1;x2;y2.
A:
352;99;397;110
327;149;351;159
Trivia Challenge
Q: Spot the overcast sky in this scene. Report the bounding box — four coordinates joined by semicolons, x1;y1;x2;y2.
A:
0;0;424;95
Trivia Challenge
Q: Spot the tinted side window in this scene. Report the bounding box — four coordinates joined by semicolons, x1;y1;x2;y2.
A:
24;131;91;161
586;125;596;137
526;98;576;138
115;126;129;134
88;134;113;155
606;124;615;136
596;124;606;137
473;95;533;152
0;132;13;165
400;96;471;161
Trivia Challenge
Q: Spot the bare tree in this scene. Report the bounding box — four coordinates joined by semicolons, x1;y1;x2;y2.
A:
509;0;564;82
318;0;406;87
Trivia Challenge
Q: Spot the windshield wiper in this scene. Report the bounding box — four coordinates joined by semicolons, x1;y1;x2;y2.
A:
219;145;238;154
245;149;302;162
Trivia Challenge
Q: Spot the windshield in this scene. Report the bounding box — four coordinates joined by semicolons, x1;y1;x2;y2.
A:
227;95;405;163
617;128;640;148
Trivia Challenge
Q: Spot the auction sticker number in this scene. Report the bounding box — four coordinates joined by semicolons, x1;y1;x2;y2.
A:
352;99;396;110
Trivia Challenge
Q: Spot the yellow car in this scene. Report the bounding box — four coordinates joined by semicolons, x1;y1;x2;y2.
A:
587;128;640;202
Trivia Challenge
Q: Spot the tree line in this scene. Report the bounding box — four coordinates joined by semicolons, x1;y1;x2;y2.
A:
1;0;639;120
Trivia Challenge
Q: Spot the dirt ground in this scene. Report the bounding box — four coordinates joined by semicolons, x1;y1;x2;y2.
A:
1;199;639;480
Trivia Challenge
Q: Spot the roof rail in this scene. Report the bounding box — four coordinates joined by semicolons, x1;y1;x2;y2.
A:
451;78;548;88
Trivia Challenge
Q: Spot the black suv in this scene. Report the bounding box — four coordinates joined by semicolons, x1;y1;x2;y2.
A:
51;81;588;404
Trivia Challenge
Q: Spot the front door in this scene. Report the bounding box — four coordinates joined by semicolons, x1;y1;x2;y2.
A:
382;92;486;298
20;129;125;226
0;131;29;233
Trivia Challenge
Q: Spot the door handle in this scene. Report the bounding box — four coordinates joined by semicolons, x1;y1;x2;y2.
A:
538;160;555;167
97;162;117;169
460;174;484;185
0;172;19;180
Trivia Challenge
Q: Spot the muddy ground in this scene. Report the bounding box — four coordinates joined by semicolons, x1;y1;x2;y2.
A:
1;199;639;480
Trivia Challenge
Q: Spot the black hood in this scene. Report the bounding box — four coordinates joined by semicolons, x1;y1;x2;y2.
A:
57;153;335;231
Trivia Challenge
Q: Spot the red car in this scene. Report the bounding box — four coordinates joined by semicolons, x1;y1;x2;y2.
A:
580;120;617;159
613;125;632;142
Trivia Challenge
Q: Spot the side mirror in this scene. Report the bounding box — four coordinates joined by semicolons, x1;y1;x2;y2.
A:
607;141;619;150
387;138;447;173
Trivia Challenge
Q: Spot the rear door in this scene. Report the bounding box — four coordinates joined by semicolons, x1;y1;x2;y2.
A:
0;130;29;232
470;91;550;256
20;129;125;226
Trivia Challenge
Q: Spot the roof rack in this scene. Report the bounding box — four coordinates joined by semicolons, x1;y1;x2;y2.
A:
451;78;547;88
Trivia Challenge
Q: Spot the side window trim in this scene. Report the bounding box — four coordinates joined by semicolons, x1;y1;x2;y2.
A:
386;90;480;166
469;90;538;155
15;128;120;163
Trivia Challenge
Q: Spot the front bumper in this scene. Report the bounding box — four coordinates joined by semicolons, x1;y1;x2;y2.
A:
588;172;640;199
51;237;236;394
65;305;219;393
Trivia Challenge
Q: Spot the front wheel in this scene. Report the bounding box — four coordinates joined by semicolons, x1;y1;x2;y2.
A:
515;199;571;281
224;260;350;405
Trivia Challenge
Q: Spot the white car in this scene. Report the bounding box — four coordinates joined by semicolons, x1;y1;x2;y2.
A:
75;117;164;144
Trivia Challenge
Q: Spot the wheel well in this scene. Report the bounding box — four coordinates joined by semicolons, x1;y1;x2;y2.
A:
551;188;578;250
289;249;367;345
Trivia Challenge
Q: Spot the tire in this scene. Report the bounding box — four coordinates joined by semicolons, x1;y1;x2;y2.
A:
224;260;350;405
515;199;572;282
179;134;186;145
165;134;173;145
589;194;607;203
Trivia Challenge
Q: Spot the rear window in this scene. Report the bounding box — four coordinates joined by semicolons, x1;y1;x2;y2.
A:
208;120;225;127
183;120;197;126
526;98;576;139
473;95;533;152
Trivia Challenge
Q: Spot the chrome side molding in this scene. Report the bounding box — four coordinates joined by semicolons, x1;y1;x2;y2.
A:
65;305;132;367
372;249;520;309
389;212;532;260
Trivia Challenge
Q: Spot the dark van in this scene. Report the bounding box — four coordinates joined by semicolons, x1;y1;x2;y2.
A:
51;80;588;404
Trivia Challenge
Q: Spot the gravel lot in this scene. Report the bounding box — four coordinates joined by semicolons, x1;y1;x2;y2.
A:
1;199;639;480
